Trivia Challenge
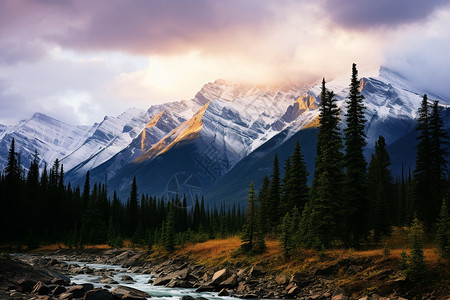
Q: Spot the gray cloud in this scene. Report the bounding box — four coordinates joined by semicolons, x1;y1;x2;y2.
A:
326;0;450;29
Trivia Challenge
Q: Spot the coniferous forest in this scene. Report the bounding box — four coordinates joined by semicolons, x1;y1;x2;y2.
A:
0;64;449;261
240;64;450;258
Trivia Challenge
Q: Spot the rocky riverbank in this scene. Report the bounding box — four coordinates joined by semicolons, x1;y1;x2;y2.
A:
0;248;447;299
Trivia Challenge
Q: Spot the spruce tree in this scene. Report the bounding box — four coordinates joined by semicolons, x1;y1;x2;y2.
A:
304;79;344;249
413;95;433;226
284;141;309;215
279;207;301;258
268;155;281;230
368;136;394;243
435;199;450;258
241;181;258;252
258;176;270;234
343;63;368;247
127;176;139;236
407;218;426;282
429;101;449;225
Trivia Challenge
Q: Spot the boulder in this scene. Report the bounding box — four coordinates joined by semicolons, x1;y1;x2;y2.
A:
100;276;118;285
83;288;113;300
219;274;238;288
121;275;135;283
195;285;216;292
211;268;232;286
153;267;192;286
32;281;50;295
165;279;192;288
275;275;288;285
152;276;171;286
111;285;149;299
17;279;38;292
179;297;195;300
66;284;94;298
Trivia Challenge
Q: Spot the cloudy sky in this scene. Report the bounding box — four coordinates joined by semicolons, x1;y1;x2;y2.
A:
1;0;450;125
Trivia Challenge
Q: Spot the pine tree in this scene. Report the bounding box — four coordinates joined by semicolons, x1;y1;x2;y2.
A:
304;79;344;248
283;141;309;215
127;176;139;236
343;63;368;247
258;176;270;234
164;205;176;252
428;101;449;225
82;171;90;210
435;199;450;258
407;218;426;282
241;181;258;252
279;207;301;258
268;155;281;230
368;136;394;243
413;95;432;226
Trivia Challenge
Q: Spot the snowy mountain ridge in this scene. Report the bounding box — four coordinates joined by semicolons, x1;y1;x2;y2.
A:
0;66;447;200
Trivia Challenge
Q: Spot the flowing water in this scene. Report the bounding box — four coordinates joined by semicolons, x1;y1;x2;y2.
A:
65;261;238;300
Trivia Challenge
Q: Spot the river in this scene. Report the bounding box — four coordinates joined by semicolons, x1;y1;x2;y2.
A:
64;260;238;300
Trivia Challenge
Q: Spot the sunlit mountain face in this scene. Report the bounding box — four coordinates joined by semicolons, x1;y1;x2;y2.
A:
1;67;448;204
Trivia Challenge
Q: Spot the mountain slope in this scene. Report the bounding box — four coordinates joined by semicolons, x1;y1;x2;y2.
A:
0;113;93;170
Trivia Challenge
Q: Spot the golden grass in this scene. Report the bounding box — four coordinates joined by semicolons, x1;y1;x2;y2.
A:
29;243;112;252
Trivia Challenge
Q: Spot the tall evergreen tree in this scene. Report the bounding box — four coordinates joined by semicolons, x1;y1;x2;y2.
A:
343;63;368;247
368;136;394;243
268;155;281;229
283;141;309;215
127;176;139;236
428;101;449;224
413;95;433;226
258;176;270;234
303;80;344;248
435;199;450;258
241;181;258;252
407;218;426;282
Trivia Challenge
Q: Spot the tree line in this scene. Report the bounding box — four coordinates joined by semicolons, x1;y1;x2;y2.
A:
241;63;450;258
0;144;245;250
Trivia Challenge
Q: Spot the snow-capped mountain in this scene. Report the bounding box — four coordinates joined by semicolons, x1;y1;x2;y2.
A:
0;113;93;171
1;66;447;204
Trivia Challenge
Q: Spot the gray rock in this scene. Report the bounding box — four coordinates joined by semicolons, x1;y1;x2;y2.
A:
111;285;149;299
99;276;118;285
219;274;238;288
66;284;93;298
83;288;112;300
121;275;135;283
195;285;216;292
211;268;232;286
180;297;195;300
165;279;192;288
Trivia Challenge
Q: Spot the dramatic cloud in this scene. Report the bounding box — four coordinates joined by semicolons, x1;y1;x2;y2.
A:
326;0;450;29
0;0;449;125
